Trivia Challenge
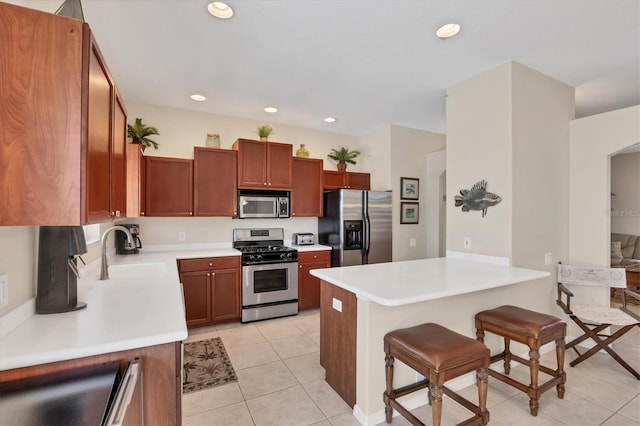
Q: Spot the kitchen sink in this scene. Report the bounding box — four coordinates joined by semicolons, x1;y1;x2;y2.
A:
108;262;167;279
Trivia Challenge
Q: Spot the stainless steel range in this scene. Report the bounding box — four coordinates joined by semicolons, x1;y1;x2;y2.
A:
233;228;298;323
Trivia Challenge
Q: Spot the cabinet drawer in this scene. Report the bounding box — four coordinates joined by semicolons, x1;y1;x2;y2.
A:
178;256;240;273
298;250;331;264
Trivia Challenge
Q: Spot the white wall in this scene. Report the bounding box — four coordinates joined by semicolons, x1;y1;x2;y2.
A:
510;62;574;271
446;63;513;257
569;106;640;267
357;125;392;191
127;102;361;165
611;151;640;235
389;126;446;260
426;150;446;258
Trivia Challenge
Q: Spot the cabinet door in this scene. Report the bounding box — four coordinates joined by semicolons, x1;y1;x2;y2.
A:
86;36;114;223
145;157;193;216
0;3;84;225
180;271;212;328
346;172;370;190
298;251;331;311
234;139;267;188
125;144;143;218
323;171;346;189
292;158;323;217
111;90;127;219
266;142;293;189
212;268;241;322
194;148;237;216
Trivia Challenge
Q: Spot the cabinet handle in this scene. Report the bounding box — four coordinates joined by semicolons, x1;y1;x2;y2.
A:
299;265;302;268
264;182;267;186
313;255;317;259
207;273;210;276
190;212;193;216
141;212;145;216
209;263;213;267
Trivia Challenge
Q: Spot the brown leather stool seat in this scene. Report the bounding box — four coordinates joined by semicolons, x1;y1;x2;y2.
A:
384;323;490;426
475;305;566;416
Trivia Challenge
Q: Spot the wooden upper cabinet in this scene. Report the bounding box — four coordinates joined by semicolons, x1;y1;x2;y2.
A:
144;157;193;217
233;139;292;189
0;3;126;225
0;3;83;225
266;142;294;189
85;36;114;223
323;171;370;190
111;90;127;218
346;172;371;190
194;148;237;217
125;144;143;218
291;158;323;217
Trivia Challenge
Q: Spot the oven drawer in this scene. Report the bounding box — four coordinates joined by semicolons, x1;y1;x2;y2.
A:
178;256;240;273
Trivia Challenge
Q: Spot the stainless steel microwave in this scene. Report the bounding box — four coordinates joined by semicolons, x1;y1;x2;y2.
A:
238;190;290;219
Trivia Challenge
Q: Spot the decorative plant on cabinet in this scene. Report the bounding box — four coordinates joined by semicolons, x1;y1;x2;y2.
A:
128;118;160;150
328;147;361;171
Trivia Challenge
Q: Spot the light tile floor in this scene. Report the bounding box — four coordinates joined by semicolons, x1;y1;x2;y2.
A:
182;309;640;426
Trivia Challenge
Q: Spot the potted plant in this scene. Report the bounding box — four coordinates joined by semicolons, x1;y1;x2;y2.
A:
257;124;273;141
328;147;361;171
127;118;160;150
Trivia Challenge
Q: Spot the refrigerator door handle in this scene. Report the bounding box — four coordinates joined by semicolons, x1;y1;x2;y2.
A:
363;191;371;264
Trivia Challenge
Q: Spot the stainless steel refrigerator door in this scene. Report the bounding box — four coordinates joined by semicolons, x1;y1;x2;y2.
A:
364;191;393;264
340;190;365;266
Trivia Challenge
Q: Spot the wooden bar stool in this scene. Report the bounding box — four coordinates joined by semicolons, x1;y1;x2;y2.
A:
383;323;490;426
475;305;566;416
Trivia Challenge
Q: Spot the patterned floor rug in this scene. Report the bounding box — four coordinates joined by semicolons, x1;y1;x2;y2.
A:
183;337;237;394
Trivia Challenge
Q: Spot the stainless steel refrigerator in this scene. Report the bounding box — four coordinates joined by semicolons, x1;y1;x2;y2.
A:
318;189;392;267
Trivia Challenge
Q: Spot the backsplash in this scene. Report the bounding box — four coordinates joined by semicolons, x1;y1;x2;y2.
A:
116;216;319;246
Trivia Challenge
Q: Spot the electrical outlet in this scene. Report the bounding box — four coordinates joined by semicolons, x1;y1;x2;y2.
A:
0;273;8;308
545;253;553;265
178;232;186;241
409;238;416;247
463;237;472;249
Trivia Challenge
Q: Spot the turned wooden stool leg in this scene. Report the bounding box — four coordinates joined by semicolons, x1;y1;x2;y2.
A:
477;367;490;425
429;379;444;426
529;347;540;416
503;338;512;374
555;337;566;399
384;354;394;423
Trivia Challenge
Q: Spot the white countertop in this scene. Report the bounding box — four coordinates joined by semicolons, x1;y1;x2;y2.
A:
310;257;550;306
0;245;242;371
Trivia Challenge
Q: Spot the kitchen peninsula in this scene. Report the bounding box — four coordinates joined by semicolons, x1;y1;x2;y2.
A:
310;256;550;425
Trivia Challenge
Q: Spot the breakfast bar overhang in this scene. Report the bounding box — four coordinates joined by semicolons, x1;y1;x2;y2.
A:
310;256;551;426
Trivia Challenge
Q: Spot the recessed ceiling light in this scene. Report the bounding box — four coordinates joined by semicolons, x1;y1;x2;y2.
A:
264;106;277;113
190;94;206;102
324;117;337;123
207;2;234;19
436;23;461;39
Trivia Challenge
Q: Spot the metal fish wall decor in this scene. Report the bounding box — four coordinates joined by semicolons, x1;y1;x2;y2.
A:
454;180;502;217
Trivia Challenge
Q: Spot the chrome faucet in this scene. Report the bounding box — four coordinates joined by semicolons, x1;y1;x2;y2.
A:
100;226;133;280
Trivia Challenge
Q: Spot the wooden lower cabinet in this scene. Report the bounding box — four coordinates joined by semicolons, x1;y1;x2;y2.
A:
0;342;182;426
320;281;357;407
178;256;241;328
298;250;330;310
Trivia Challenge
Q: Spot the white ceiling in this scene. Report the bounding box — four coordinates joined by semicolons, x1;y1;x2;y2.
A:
11;0;640;136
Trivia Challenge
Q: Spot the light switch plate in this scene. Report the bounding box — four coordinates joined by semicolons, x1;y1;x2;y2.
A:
0;273;8;308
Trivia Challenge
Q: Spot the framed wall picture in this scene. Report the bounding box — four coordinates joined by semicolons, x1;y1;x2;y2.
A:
400;177;419;200
400;202;419;224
